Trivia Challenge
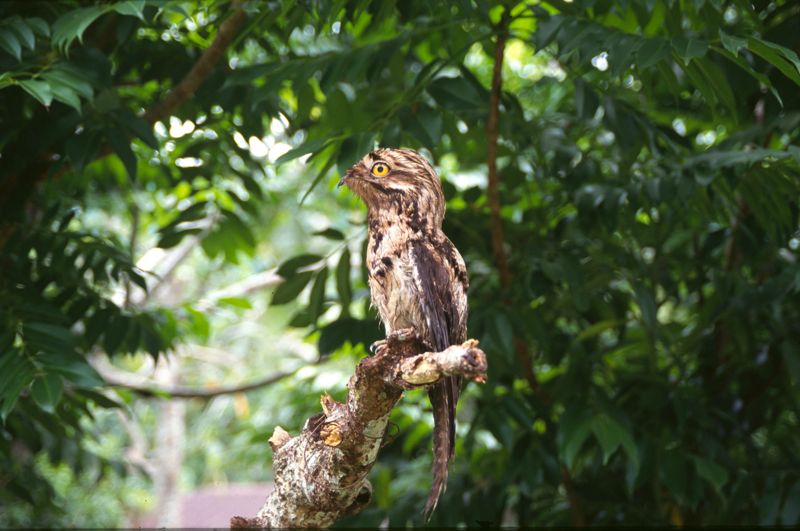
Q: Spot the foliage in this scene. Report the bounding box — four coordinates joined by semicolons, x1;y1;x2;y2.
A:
1;0;800;527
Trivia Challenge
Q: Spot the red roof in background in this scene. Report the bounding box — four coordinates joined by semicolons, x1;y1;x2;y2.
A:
135;482;274;528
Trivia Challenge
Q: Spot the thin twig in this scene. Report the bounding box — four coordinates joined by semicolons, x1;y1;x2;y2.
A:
124;201;140;309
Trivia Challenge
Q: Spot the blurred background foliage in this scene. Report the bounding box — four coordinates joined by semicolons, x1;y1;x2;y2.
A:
1;0;799;527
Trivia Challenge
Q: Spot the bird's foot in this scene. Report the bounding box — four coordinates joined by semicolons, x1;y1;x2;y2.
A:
369;327;418;357
369;340;386;356
388;327;417;345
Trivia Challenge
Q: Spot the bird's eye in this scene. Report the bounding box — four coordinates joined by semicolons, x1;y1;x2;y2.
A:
371;162;390;177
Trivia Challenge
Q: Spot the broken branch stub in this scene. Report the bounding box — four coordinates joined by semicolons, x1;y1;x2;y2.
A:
230;338;488;528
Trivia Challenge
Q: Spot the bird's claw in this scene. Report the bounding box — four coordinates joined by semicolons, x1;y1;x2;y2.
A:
388;327;417;344
369;340;386;356
369;328;418;357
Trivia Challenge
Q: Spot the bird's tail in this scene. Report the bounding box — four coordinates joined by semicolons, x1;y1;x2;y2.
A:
423;376;459;521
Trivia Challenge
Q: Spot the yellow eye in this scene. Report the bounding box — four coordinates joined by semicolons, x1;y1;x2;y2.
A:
371;162;390;177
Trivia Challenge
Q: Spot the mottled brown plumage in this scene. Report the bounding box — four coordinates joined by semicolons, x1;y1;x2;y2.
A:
340;147;469;519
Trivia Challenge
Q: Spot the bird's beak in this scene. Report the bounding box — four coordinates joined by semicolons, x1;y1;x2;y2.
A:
338;168;355;188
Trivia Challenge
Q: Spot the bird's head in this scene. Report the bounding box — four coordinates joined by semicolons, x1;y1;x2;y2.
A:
339;147;445;228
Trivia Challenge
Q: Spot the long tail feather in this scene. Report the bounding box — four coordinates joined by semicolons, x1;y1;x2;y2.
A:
424;376;458;520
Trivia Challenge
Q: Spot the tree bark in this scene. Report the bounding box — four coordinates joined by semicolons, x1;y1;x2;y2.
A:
230;335;487;528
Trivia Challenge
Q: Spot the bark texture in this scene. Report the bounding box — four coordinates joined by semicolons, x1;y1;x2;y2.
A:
230;335;487;528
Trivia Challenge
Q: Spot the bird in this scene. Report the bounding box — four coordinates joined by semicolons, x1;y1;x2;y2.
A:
339;147;469;519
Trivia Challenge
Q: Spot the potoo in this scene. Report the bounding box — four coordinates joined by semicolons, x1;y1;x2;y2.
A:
339;147;469;518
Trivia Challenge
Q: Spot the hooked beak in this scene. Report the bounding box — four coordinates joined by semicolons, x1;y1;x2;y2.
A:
338;168;355;188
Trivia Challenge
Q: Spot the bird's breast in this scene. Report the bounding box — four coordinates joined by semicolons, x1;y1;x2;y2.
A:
367;238;423;335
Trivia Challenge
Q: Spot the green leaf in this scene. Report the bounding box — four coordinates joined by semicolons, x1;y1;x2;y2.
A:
747;37;800;87
608;35;643;76
65;130;102;171
19;79;53;106
31;374;64;413
111;0;145;20
157;227;202;249
671;36;708;61
490;312;514;358
161;201;209;232
714;45;782;107
557;405;593;470
24;322;77;353
106;129;136;179
337;133;374;171
502;394;535;427
288;308;312;328
38;351;103;387
577;319;624;342
427;76;484;112
185;305;210;340
692;456;729;497
115;110;159;149
10;20;36;50
271;271;314;305
50;83;82;111
680;58;719;109
0;29;21;60
299;144;338;205
308;266;328;322
692;57;737;116
0;357;34;420
51;6;105;50
718;30;746;56
84;308;111;347
276;254;323;277
103;314;129;355
336;247;352;313
275;137;328;164
533;13;565;49
401;103;442;146
592;414;639;470
685;148;794;168
222;209;255;251
216;297;253;310
42;64;94;99
26;17;49;37
402;422;432;454
312;227;345;240
317;316;381;355
74;388;123;409
660;448;688;504
574;78;599;119
633;282;657;332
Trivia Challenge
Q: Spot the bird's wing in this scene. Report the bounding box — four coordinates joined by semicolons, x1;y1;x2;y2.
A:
410;236;468;350
410;237;468;520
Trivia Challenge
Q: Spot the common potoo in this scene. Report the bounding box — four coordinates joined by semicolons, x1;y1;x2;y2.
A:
340;148;469;518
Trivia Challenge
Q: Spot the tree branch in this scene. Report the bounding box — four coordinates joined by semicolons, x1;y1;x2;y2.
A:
486;10;511;291
485;11;584;526
144;0;247;124
0;0;248;223
92;354;303;399
230;336;488;528
196;269;282;310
